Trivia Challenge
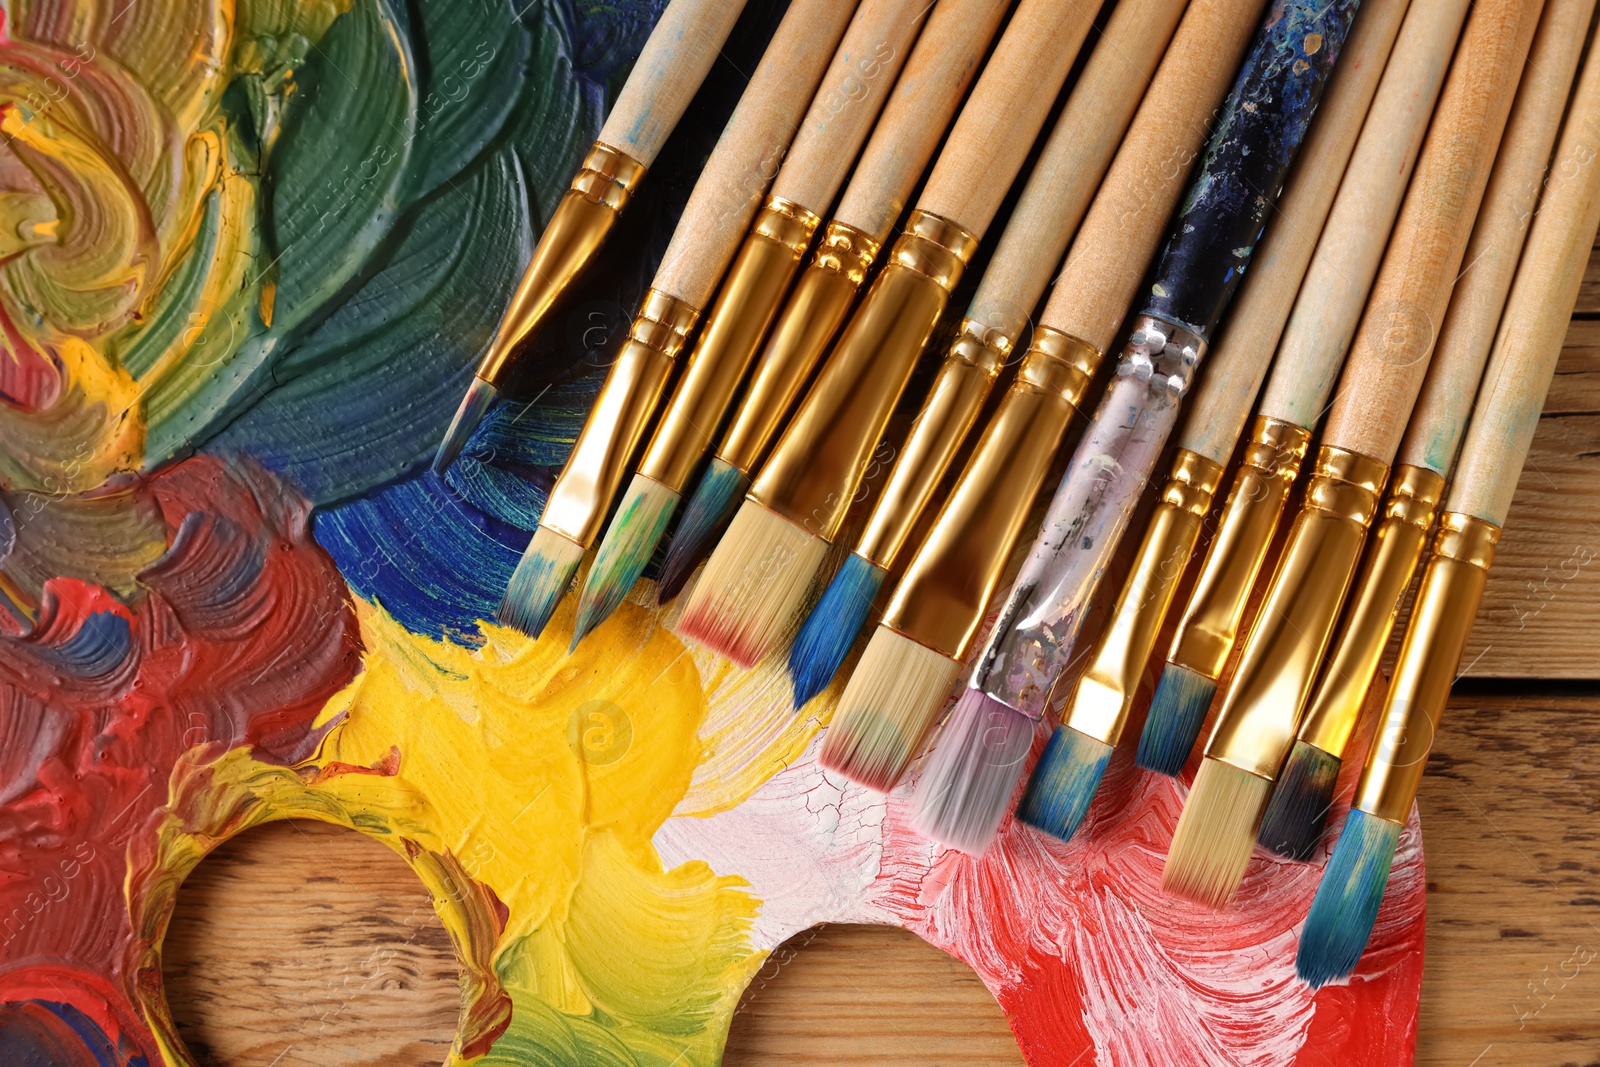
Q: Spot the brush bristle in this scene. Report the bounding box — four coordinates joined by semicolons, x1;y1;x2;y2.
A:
497;526;584;640
1162;757;1273;909
433;377;498;475
658;458;749;603
1258;740;1342;861
572;475;680;648
678;501;826;667
911;688;1036;855
1017;725;1114;843
1137;663;1217;776
789;553;887;708
819;627;960;790
1297;809;1402;987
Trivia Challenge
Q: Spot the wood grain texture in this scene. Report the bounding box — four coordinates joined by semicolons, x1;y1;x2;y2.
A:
158;691;1600;1066
832;0;1009;243
768;0;926;215
1258;0;1471;429
1451;46;1600;525
913;0;1101;239
652;0;855;306
1177;0;1410;465
1039;0;1270;354
962;0;1191;343
1321;0;1543;464
596;0;751;165
1398;0;1594;476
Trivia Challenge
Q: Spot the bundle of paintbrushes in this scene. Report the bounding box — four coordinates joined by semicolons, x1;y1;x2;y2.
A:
1161;0;1543;912
820;0;1277;796
912;0;1360;856
1297;33;1600;984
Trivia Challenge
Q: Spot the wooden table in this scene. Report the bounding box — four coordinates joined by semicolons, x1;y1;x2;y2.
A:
158;249;1600;1065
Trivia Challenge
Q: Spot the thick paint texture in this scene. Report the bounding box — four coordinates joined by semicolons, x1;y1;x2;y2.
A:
1;1;1423;1065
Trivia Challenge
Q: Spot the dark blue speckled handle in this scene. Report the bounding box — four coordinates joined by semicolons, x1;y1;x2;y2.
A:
1146;0;1361;339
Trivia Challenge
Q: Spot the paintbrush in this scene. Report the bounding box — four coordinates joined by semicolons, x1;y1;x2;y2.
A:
1006;0;1412;841
678;0;1107;668
1299;46;1600;982
496;0;861;640
1007;0;1361;849
432;0;750;474
1260;0;1592;862
789;0;1194;711
1137;0;1477;777
568;0;934;647
656;0;1014;603
1162;0;1542;911
904;0;1295;846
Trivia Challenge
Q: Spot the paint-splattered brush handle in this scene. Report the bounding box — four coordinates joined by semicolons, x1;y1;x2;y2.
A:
1397;0;1595;479
971;0;1359;717
1319;0;1545;467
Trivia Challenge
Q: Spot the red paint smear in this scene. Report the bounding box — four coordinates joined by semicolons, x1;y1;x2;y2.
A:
0;456;362;1063
861;713;1423;1065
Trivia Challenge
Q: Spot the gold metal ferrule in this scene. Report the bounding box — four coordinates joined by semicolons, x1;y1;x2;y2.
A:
539;290;699;545
714;221;880;475
478;142;646;382
884;327;1101;657
1299;465;1446;758
1353;512;1500;823
854;318;1012;568
1066;450;1225;746
750;210;979;539
1168;416;1313;681
1204;445;1389;779
637;197;820;491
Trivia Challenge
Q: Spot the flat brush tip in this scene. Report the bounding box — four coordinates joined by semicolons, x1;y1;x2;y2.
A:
1258;740;1342;861
433;377;499;475
819;628;960;790
1136;663;1217;776
497;526;585;640
1018;725;1114;844
1296;808;1402;987
911;689;1036;855
573;475;680;646
1161;757;1273;909
789;553;887;708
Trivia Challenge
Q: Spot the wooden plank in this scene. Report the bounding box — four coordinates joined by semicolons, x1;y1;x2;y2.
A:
159;689;1600;1065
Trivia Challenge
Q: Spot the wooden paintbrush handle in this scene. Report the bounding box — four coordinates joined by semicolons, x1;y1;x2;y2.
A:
965;0;1191;342
832;0;1010;243
1321;0;1544;464
1451;50;1600;526
769;0;929;216
596;0;751;166
1398;0;1595;475
652;0;858;309
912;0;1102;239
1258;0;1471;428
1177;0;1410;465
1039;0;1270;355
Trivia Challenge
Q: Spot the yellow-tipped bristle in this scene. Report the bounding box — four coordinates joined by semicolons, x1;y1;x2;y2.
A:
1161;757;1273;909
820;627;961;792
678;500;827;667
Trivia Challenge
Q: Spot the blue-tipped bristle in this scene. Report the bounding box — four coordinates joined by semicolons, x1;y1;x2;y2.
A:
433;377;498;475
1258;740;1342;861
658;458;749;603
788;553;887;708
1017;725;1113;843
911;688;1036;855
572;476;680;648
496;527;583;640
1136;663;1217;775
1296;808;1402;987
